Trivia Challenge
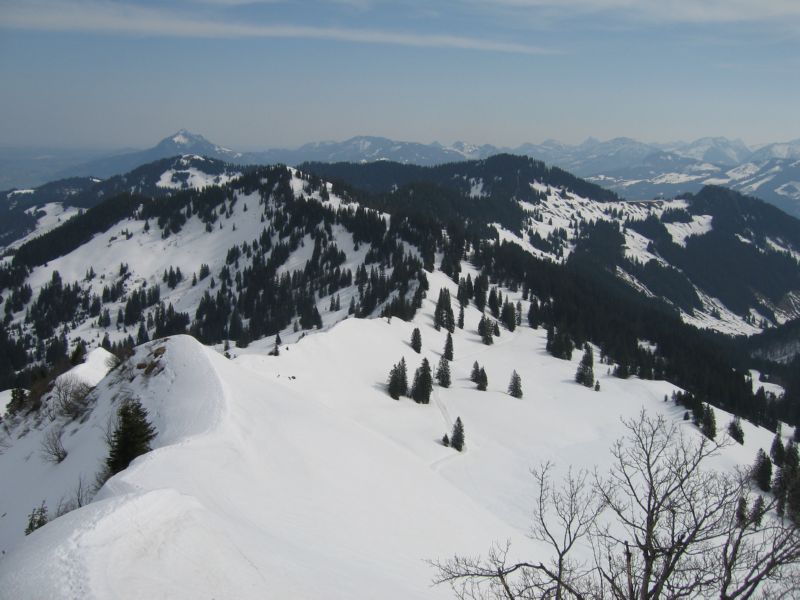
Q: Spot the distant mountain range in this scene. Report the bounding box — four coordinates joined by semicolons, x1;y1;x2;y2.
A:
3;130;800;217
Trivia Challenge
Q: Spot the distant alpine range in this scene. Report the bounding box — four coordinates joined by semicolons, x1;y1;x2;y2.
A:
2;130;800;217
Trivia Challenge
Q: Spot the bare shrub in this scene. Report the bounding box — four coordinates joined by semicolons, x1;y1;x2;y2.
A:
52;375;93;420
40;426;67;463
55;475;92;517
105;354;121;371
432;411;800;600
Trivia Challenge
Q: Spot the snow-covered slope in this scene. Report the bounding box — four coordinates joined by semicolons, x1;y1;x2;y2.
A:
0;268;785;599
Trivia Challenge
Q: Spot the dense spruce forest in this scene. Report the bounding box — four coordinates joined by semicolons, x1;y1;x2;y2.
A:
1;154;799;431
302;154;620;203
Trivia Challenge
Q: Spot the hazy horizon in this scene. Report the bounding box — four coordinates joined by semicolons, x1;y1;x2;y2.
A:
1;0;799;149
0;129;796;155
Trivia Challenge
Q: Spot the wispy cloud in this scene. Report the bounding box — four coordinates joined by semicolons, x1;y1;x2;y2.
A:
470;0;800;24
0;0;552;54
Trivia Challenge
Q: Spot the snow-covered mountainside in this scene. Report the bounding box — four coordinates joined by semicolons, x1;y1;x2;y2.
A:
1;151;799;596
10;131;800;218
588;157;800;219
0;155;243;251
53;130;245;180
306;157;800;336
0;266;789;599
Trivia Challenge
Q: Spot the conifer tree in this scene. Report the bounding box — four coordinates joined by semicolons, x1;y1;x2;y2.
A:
457;304;464;329
471;361;481;383
771;432;786;467
728;417;744;444
752;449;772;492
488;288;499;317
785;440;799;471
442;433;450;447
7;387;28;415
451;417;465;452
575;345;594;387
411;328;422;353
436;357;451;388
701;404;716;440
388;364;401;399
106;399;157;476
528;300;539;329
24;501;48;535
434;288;455;332
478;316;494;345
477;368;488;391
501;301;516;331
411;358;433;404
397;357;408;396
444;333;454;361
136;321;149;345
508;370;523;398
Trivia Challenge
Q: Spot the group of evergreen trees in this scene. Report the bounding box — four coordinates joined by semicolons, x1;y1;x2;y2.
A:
387;358;408;400
750;426;800;522
387;356;433;404
442;417;465;452
477;315;499;346
471;361;488;391
433;288;455;332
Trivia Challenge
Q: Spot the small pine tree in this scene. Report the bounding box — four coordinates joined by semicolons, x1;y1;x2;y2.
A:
106;399;157;476
728;417;744;444
477;368;488;391
388;364;402;399
397;358;408;397
501;302;516;332
442;433;450;447
701;404;716;440
451;417;465;452
785;440;799;471
457;304;464;329
436;357;451;388
411;328;422;353
575;345;595;387
7;387;28;416
771;432;786;467
444;333;454;361
594;381;600;392
471;361;481;383
24;501;48;535
752;448;772;492
411;358;433;404
508;370;523;398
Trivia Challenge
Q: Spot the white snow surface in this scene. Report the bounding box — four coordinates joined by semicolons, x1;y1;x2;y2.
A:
3;203;82;252
156;167;239;190
749;370;785;398
0;270;783;599
664;214;713;248
59;348;115;387
0;389;13;417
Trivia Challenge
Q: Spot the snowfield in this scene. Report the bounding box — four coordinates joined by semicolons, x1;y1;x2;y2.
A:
0;270;786;599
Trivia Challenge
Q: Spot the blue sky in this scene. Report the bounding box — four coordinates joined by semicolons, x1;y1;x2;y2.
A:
1;0;799;149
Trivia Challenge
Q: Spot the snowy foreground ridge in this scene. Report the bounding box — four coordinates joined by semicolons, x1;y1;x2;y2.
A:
0;270;784;599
